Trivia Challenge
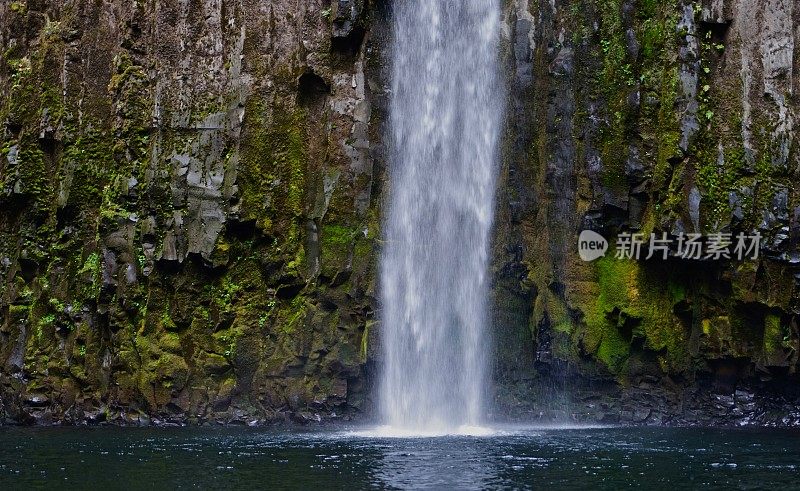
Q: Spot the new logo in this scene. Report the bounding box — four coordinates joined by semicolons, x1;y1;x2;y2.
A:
578;230;608;262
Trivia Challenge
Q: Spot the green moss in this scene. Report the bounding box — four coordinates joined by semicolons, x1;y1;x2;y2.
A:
213;328;240;358
40;313;56;326
630;2;682;225
108;53;146;95
15;142;53;218
536;287;572;335
762;312;789;364
598;0;627;86
136;343;189;407
583;257;634;372
197;351;231;375
360;321;372;363
98;180;130;225
320;223;356;276
47;297;65;312
239;99;307;245
285;245;307;277
595;322;630;372
78;252;100;282
639;17;663;60
651;66;681;191
321;224;355;246
8;304;30;323
286;296;308;334
592;0;683;195
108;52;150;190
62;127;115;207
159;331;182;354
581;256;688;374
9;1;27;14
694;159;732;229
267;295;310;339
213;276;242;313
160;309;178;332
352;236;373;265
594;0;633;193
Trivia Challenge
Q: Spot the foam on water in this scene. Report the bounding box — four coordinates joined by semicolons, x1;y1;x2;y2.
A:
350;425;499;439
343;423;612;440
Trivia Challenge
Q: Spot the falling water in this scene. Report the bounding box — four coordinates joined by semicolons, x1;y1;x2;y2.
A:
379;0;504;434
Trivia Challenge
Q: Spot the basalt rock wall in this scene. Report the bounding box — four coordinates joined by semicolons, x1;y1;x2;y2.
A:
1;0;799;426
493;0;800;425
0;0;385;425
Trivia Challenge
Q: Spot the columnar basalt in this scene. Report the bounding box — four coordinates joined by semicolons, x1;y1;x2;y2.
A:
1;0;799;426
0;0;381;425
493;0;800;424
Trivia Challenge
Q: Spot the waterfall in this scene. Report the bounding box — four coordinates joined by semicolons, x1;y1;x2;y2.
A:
379;0;503;434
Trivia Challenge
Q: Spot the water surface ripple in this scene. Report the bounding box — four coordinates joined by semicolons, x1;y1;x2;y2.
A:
1;427;798;489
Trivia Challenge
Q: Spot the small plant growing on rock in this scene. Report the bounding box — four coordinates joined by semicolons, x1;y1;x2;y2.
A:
9;2;26;14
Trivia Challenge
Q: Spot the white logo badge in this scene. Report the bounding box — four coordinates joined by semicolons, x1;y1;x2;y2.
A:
578;230;608;262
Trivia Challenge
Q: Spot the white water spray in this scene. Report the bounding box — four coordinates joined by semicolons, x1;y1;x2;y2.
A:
379;0;504;434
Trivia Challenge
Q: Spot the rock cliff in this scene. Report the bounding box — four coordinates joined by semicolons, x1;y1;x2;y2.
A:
1;0;799;425
0;0;381;424
494;0;800;425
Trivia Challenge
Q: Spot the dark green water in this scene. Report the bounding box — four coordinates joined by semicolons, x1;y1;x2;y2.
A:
0;426;798;489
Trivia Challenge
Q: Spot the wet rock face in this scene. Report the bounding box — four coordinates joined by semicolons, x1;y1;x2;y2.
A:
0;0;797;427
492;0;800;424
0;0;384;425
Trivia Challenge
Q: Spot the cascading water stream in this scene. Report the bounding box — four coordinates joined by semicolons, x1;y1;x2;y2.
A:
379;0;504;434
